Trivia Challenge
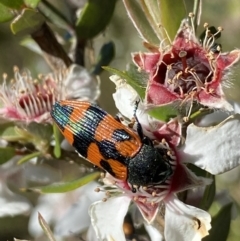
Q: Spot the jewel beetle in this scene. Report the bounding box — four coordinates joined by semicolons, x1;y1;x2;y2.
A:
51;100;173;190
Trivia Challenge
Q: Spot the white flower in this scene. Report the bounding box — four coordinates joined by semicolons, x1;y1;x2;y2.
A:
89;75;240;241
28;182;103;239
0;64;100;123
0;155;31;217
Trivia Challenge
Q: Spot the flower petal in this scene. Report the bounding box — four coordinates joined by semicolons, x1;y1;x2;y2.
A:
165;197;211;241
0;183;31;217
180;114;240;174
63;64;100;101
110;75;156;137
144;223;163;241
89;196;131;241
135;200;159;224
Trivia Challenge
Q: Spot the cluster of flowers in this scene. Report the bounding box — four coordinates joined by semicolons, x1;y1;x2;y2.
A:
1;17;240;241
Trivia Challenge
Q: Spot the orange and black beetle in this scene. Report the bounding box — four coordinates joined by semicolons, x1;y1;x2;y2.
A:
51;100;173;191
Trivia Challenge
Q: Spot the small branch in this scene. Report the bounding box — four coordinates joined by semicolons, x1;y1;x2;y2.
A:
31;22;72;71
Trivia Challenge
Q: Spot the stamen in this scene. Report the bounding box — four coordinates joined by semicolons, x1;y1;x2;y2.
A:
188;12;196;35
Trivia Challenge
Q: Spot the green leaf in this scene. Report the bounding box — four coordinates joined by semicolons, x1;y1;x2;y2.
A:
76;0;117;39
38;0;72;30
0;123;23;141
0;147;16;165
147;104;179;122
38;213;56;241
122;0;159;45
200;175;215;211
24;0;41;8
25;172;100;193
53;124;62;158
20;37;42;55
204;203;232;241
0;3;15;22
91;41;115;75
10;8;45;35
158;0;186;41
17;151;41;165
0;0;24;9
103;66;146;99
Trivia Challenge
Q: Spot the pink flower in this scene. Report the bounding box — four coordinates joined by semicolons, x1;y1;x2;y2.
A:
0;65;100;123
89;76;213;241
132;20;240;111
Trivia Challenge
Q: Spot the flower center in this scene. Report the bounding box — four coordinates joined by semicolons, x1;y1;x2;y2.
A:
157;47;213;99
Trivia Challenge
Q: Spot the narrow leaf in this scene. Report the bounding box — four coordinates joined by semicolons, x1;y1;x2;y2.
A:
76;0;117;39
147;104;179;122
91;41;115;75
0;147;16;165
103;66;146;99
204;203;232;241
122;0;159;45
0;123;23;141
158;0;186;41
24;0;41;8
139;0;166;42
53;123;61;158
38;0;72;30
0;3;15;22
26;172;100;193
11;8;45;35
0;0;24;9
17;151;41;165
38;213;56;241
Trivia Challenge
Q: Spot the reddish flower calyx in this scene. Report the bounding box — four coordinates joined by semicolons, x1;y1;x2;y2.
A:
133;19;240;111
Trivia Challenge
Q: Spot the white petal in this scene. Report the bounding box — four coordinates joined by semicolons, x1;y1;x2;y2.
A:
165;197;211;241
29;182;103;237
144;224;163;241
54;195;91;236
54;182;103;236
64;64;100;101
110;75;139;119
89;196;131;241
180;114;240;174
0;183;31;217
110;75;159;138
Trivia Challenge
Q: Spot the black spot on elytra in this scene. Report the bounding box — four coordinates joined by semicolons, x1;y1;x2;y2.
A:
100;160;115;177
97;140;127;164
73;105;106;157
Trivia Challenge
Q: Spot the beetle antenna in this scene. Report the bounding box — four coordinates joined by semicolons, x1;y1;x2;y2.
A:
133;100;144;140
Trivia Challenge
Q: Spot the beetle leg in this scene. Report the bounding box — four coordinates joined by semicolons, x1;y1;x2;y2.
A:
133;100;144;140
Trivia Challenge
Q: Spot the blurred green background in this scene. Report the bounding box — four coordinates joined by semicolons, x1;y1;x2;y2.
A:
0;0;240;240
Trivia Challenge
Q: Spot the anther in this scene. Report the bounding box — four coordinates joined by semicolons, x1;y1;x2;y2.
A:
102;198;107;202
153;140;159;145
105;191;111;197
133;196;138;201
100;172;105;178
152;191;156;197
188;12;194;18
142;186;147;190
13;66;19;72
94;187;100;192
203;23;209;28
